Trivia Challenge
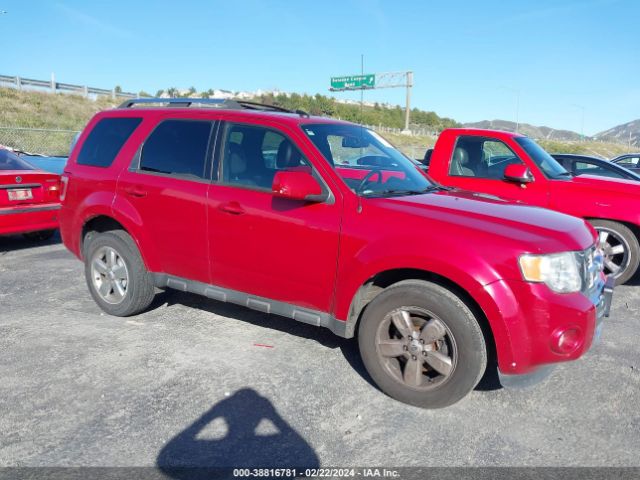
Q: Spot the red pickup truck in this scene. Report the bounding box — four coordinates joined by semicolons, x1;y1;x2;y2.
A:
60;100;612;408
426;128;640;284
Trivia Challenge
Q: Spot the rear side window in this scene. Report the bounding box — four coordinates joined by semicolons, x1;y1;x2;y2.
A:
77;117;142;167
140;120;212;179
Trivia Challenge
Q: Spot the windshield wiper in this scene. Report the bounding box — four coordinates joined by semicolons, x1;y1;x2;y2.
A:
364;186;443;197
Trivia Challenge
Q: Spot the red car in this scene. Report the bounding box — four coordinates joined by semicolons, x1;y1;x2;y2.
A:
0;147;61;240
59;99;612;408
426;129;640;284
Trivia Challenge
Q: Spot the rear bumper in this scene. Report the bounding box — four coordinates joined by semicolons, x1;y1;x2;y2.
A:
494;275;614;388
0;204;60;235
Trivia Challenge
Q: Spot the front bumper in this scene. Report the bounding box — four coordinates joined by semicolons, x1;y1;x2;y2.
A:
497;275;614;388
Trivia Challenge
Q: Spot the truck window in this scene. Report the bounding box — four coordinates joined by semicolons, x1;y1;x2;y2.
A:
449;137;523;179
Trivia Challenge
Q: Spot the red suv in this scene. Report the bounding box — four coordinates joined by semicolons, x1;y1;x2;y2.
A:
59;98;613;408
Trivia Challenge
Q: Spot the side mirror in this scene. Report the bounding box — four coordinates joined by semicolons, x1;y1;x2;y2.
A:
504;164;534;184
272;170;325;202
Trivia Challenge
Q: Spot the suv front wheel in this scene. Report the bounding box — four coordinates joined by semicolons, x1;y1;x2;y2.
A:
358;280;487;408
84;230;155;316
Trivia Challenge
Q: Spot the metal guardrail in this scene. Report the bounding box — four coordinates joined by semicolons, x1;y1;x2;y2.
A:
0;74;137;99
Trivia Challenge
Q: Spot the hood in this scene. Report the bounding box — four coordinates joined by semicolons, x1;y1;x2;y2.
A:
376;188;595;253
566;174;640;195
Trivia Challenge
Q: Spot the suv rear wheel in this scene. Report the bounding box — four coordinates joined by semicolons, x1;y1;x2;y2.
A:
590;219;640;285
358;280;487;408
84;230;155;316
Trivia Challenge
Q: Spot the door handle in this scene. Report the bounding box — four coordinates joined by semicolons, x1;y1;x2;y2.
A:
124;187;147;198
218;201;245;215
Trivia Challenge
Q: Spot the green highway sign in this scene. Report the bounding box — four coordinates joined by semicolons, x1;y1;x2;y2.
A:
330;74;375;91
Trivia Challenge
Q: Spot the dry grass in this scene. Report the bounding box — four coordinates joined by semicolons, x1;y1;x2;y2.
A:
0;87;120;130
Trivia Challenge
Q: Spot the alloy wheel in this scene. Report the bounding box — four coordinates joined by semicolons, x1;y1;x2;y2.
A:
597;227;630;278
375;307;457;390
90;246;129;304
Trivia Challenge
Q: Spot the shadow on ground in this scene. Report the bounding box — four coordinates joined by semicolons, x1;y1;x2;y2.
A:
151;289;378;389
0;230;61;253
151;289;502;394
157;388;320;479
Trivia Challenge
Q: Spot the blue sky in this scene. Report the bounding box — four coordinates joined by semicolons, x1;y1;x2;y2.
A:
1;0;638;134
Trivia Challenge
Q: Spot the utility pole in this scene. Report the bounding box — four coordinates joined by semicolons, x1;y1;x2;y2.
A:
403;71;413;134
360;54;364;125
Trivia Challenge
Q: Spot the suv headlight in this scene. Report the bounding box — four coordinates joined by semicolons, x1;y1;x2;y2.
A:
519;252;582;293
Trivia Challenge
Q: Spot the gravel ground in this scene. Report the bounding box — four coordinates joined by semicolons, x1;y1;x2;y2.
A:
1;232;639;470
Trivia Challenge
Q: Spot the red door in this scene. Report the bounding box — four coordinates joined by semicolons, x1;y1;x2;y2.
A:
206;122;342;313
116;118;214;283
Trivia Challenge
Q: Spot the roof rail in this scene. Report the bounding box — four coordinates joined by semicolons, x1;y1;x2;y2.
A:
118;97;311;117
118;98;240;109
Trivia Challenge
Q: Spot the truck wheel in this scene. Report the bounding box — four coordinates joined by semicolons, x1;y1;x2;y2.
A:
590;220;640;285
84;230;155;316
358;280;487;409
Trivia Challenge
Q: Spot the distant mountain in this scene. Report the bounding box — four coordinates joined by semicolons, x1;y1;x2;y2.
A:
462;119;585;142
595;119;640;148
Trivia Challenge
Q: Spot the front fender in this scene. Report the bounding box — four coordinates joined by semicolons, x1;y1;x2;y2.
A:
333;241;517;370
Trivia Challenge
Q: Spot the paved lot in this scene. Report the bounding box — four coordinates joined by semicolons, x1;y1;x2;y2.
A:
1;233;639;469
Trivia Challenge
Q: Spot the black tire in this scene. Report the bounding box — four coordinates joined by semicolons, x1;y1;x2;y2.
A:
84;230;155;316
358;280;487;409
589;219;640;285
22;229;55;241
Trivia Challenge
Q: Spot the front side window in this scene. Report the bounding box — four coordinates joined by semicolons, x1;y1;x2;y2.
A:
0;149;35;171
140;120;212;179
77;117;142;167
302;123;432;196
220;123;311;190
448;137;524;179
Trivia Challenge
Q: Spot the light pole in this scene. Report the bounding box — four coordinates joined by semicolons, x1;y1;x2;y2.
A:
500;86;520;133
571;104;585;141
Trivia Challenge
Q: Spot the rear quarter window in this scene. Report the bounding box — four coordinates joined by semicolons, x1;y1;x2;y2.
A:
77;117;142;167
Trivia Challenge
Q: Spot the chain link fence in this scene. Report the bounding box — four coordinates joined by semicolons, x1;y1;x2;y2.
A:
0;126;79;156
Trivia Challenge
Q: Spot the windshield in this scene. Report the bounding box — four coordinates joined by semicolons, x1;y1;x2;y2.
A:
302;123;432;196
0;149;36;171
515;137;569;179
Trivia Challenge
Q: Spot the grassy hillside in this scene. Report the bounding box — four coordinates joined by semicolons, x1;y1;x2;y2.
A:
0;87;119;130
0;87;633;159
